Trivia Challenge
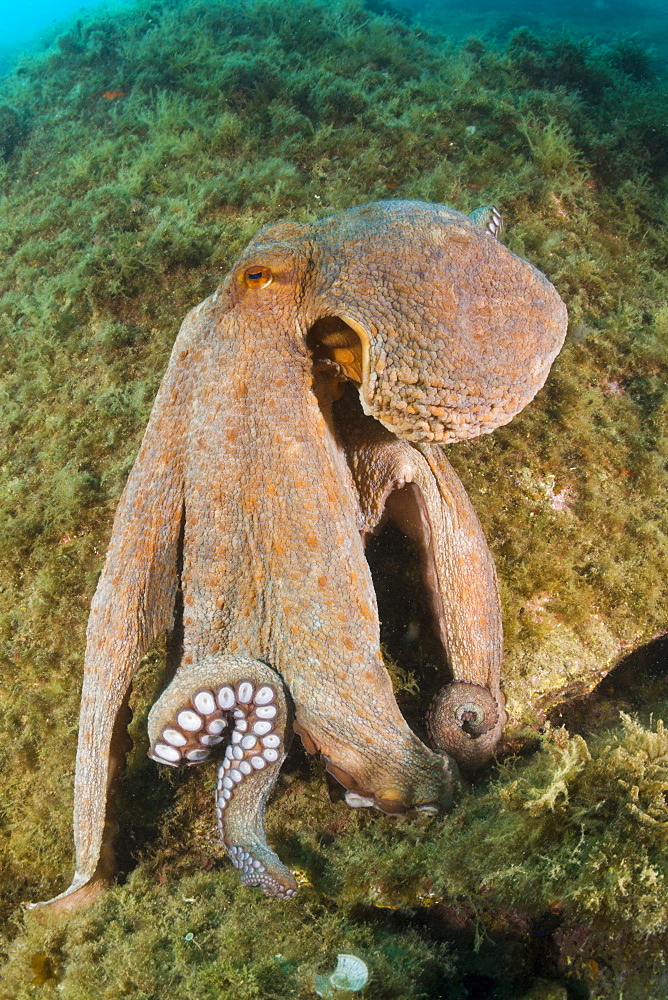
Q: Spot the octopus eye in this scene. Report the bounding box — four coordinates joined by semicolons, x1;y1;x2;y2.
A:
244;265;273;289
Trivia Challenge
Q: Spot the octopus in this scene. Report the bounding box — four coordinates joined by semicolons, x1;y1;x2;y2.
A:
37;199;567;910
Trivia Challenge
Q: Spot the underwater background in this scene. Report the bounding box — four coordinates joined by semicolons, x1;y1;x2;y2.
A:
1;0;668;997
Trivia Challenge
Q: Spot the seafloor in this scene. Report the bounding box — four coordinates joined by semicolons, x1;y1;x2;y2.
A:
0;1;667;997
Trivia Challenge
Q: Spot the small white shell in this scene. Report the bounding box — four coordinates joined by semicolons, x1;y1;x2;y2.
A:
330;954;368;991
314;954;369;996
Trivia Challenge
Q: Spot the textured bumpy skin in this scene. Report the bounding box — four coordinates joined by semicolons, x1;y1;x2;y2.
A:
34;200;567;910
316;202;566;442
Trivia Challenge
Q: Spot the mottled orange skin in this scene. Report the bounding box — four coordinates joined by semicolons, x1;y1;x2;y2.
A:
35;201;567;908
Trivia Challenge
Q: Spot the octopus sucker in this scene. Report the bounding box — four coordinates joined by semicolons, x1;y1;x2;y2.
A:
148;654;297;899
33;200;566;911
427;681;507;770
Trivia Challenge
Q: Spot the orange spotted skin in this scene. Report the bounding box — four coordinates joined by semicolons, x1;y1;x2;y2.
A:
34;201;567;909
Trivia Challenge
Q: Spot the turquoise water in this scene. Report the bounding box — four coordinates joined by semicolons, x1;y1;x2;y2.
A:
3;0;668;76
0;0;93;45
0;0;136;75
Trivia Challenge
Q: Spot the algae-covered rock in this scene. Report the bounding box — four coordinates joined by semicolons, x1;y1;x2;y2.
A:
503;613;620;734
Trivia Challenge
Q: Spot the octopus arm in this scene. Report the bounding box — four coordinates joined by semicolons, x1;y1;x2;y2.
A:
411;443;503;695
332;389;505;768
411;444;507;766
372;443;506;768
148;655;297;899
31;302;208;910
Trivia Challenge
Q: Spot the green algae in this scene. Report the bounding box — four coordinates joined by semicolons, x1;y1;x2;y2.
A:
322;709;668;997
326;714;668;934
0;0;667;996
1;869;455;999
